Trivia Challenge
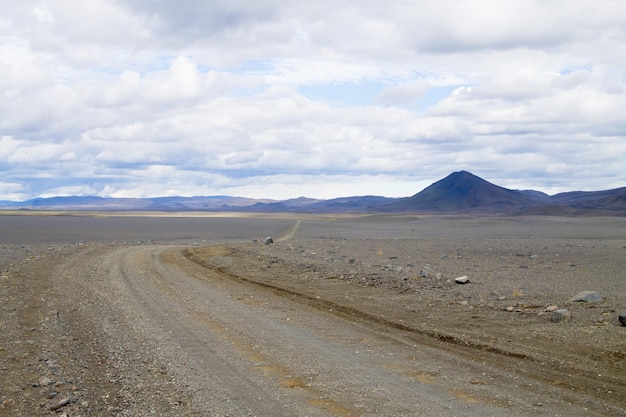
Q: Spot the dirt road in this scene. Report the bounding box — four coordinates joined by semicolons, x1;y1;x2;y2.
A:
1;215;625;416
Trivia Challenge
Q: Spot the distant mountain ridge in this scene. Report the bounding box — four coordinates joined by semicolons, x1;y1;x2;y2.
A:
1;171;625;215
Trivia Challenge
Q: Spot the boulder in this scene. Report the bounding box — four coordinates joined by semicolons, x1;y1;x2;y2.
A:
569;291;602;302
551;309;571;323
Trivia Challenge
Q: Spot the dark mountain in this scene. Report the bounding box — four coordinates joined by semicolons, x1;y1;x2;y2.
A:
546;187;626;214
383;171;540;213
518;189;551;202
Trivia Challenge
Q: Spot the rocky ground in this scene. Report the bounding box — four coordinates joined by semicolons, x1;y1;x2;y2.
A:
1;215;625;416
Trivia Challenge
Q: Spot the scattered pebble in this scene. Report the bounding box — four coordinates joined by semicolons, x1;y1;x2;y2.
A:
619;312;626;326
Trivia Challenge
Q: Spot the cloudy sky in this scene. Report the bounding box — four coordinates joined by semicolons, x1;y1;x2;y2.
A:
1;0;625;201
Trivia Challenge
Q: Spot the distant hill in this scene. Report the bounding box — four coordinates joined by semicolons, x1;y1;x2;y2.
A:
9;195;270;211
231;196;397;213
1;171;625;215
382;171;540;213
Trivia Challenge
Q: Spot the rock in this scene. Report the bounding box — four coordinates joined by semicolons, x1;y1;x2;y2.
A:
418;269;428;277
619;312;626;326
38;376;53;386
454;276;469;284
264;236;274;245
505;306;515;312
569;291;602;302
50;397;73;411
551;309;571;323
545;305;559;312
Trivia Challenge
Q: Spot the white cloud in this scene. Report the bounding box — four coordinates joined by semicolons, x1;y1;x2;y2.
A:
0;0;625;200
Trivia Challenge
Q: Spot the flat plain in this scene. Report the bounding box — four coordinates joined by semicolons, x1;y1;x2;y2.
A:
1;212;625;416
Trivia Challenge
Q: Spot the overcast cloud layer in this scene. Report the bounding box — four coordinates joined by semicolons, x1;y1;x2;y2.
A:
1;0;625;200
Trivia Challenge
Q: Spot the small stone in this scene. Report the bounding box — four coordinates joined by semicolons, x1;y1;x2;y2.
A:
454;276;469;284
505;306;515;312
38;376;53;386
418;269;428;277
50;397;72;411
545;305;559;312
264;236;274;245
619;312;626;326
551;309;571;323
569;291;602;302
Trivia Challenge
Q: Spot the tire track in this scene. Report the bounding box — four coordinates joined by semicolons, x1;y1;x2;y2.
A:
276;220;302;242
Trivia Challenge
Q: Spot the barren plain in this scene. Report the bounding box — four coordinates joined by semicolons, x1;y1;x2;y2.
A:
1;213;625;416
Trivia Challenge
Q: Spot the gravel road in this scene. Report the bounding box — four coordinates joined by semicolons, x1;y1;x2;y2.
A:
1;214;625;416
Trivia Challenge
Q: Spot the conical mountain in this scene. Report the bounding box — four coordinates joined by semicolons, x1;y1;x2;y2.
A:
387;171;539;212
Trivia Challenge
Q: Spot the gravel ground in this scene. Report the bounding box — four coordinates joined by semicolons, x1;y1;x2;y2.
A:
1;214;625;416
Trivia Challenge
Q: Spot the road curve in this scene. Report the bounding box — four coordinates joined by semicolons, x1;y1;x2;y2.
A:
34;243;621;416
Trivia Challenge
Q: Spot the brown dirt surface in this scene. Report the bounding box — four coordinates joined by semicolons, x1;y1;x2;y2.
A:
1;214;625;416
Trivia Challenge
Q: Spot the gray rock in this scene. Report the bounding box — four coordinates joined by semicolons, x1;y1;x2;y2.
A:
551;309;571;323
454;275;469;284
50;396;73;411
569;291;602;302
418;269;428;277
619;312;626;326
38;376;53;386
264;236;274;245
545;305;559;312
